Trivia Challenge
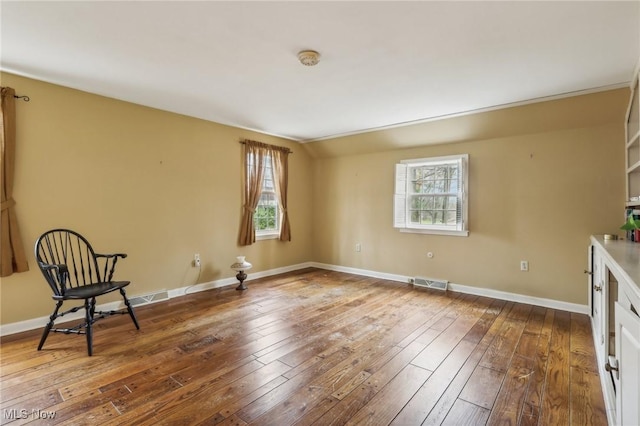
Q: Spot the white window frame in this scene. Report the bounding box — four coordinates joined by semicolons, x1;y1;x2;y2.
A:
394;154;469;236
253;155;280;240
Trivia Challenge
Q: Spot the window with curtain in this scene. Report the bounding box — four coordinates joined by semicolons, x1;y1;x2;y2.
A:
238;139;291;246
394;154;469;236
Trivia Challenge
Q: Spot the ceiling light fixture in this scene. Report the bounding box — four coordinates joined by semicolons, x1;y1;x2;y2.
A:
297;50;320;66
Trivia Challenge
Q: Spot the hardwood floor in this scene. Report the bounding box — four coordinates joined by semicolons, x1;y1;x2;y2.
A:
0;268;607;425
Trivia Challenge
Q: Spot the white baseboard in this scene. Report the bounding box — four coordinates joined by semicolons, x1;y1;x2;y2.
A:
309;262;589;315
0;300;123;338
0;261;588;336
168;261;315;298
0;262;315;337
309;262;409;283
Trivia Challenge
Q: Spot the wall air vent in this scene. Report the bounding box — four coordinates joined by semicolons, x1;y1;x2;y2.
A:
413;277;448;291
128;290;169;307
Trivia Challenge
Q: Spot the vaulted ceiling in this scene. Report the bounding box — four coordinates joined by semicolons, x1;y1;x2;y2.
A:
2;1;639;142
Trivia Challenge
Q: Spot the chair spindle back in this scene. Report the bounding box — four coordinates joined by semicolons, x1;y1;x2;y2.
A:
35;229;101;296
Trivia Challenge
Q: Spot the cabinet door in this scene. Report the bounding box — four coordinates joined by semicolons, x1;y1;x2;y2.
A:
592;248;605;348
615;301;640;426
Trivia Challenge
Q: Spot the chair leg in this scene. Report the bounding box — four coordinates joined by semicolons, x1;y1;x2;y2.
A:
120;288;140;330
85;299;93;356
38;301;62;351
89;296;97;318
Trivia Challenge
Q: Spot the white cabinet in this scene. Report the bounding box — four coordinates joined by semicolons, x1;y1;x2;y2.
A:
589;236;640;425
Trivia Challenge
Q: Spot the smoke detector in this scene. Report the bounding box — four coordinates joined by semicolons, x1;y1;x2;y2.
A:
298;50;320;66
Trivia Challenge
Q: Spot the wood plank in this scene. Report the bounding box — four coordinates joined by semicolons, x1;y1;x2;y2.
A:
57;402;121;425
522;305;546;336
459;365;504;409
411;313;484;371
216;375;288;420
343;364;432;425
420;342;489;426
290;396;340;426
312;341;427;426
419;297;514;426
282;340;410;424
207;414;246;426
135;360;292;425
233;346;358;423
0;388;64;422
28;386;130;425
540;310;571;425
391;339;477;425
442;399;491;425
569;366;608;426
508;303;533;322
479;316;527;374
486;354;535;425
569;312;599;373
520;308;554;425
463;304;503;344
331;371;372;400
395;292;463;348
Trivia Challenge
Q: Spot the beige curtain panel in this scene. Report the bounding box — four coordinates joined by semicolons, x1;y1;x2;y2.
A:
238;140;268;246
271;148;291;241
1;87;29;277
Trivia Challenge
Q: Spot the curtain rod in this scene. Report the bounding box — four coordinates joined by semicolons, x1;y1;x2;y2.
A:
1;86;30;101
239;139;292;154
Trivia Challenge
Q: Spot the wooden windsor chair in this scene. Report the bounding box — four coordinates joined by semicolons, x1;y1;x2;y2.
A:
34;229;140;355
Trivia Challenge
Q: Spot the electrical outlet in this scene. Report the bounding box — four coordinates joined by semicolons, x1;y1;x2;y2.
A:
427;252;434;258
355;243;361;252
194;253;201;267
520;260;528;271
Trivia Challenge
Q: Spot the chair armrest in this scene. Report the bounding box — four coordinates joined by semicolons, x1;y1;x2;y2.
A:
95;253;128;259
95;253;127;282
40;263;67;273
39;263;69;294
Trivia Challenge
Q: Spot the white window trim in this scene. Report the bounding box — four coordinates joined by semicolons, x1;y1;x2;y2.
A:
253;155;281;238
394;154;469;237
255;230;280;240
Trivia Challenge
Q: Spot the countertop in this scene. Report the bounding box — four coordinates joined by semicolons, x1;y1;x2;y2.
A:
591;235;640;302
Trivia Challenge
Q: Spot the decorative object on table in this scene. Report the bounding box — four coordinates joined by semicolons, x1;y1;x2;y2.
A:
620;211;640;242
231;256;252;290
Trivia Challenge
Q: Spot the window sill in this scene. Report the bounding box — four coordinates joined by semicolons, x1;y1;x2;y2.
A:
256;232;279;241
399;228;469;237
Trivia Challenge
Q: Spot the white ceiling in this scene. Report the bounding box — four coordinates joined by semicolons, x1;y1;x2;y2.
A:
1;1;639;142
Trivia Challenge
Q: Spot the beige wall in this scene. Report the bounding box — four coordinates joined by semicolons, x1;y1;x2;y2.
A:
0;73;629;326
308;89;629;306
0;73;314;324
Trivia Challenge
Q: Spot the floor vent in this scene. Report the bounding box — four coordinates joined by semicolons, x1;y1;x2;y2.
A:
413;277;448;291
129;291;169;306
